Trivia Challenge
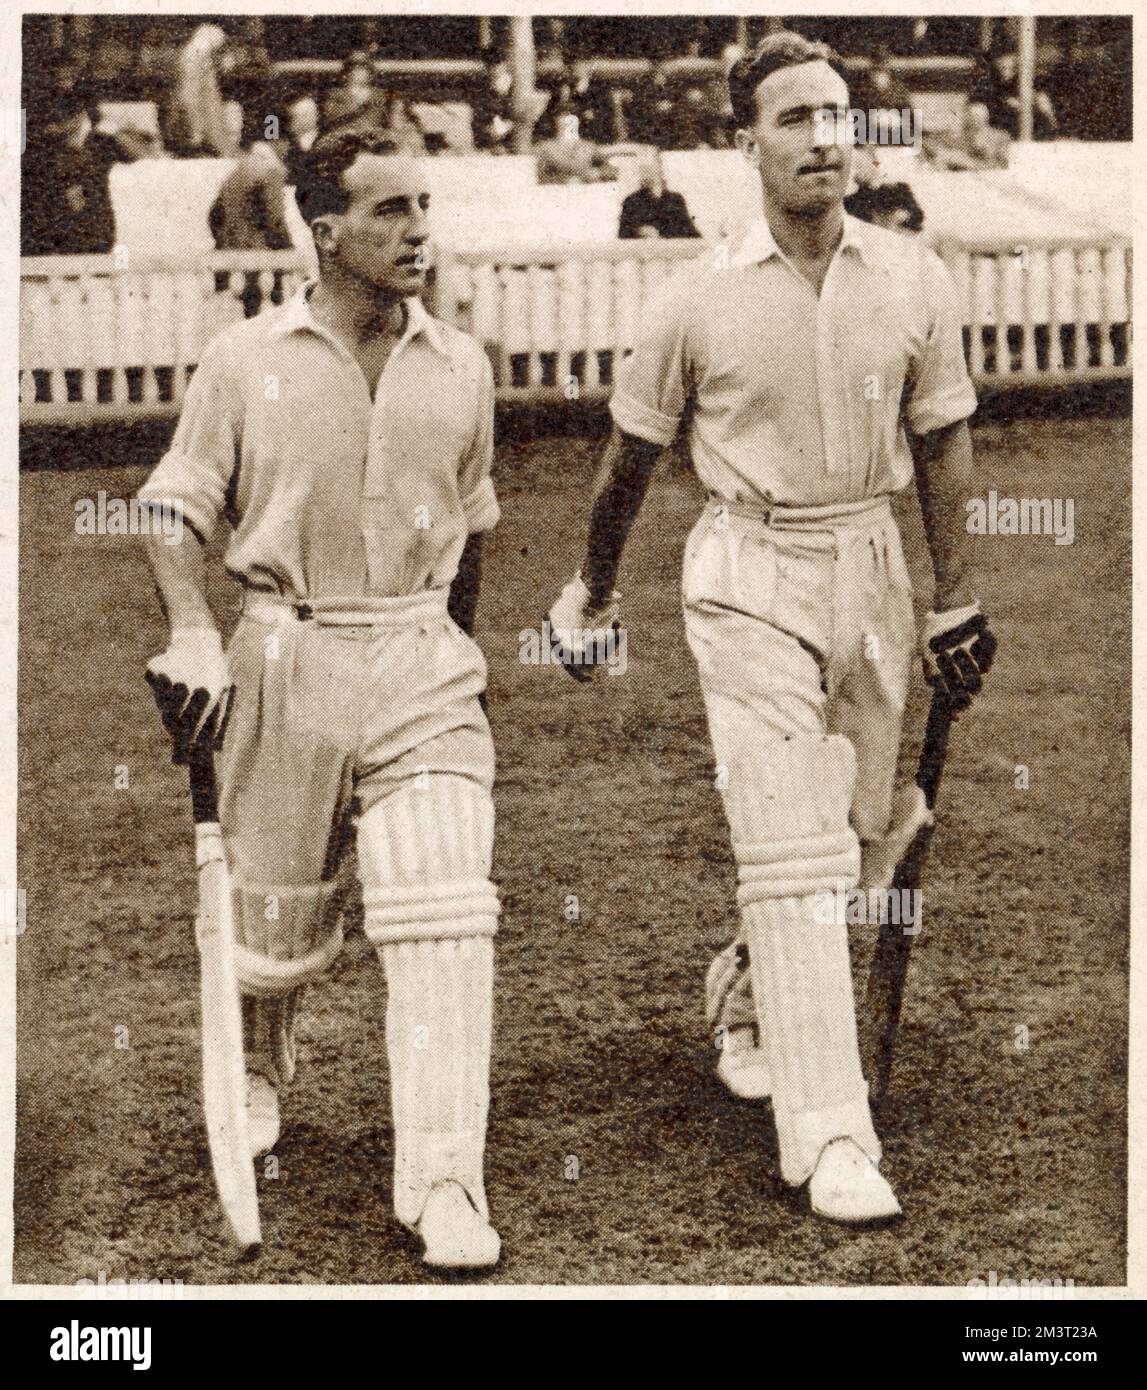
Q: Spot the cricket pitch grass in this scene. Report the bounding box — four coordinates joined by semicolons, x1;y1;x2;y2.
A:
15;405;1129;1286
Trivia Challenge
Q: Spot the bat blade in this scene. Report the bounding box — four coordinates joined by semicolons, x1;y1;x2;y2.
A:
196;826;261;1257
865;689;954;1112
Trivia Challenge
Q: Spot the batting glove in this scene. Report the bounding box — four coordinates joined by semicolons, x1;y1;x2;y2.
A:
146;627;233;763
546;573;621;684
922;602;997;711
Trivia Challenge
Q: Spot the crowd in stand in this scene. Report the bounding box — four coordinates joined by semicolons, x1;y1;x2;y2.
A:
20;15;1131;257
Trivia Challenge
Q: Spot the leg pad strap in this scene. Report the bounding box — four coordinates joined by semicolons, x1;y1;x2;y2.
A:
735;828;860;908
364;880;500;947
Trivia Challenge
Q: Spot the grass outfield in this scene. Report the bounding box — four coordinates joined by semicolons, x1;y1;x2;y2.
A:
15;410;1129;1286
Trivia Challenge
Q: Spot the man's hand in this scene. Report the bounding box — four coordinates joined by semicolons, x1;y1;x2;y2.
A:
546;573;621;684
922;603;997;710
146;627;232;763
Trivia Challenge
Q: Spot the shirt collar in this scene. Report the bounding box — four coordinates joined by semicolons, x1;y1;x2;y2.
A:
270;280;450;358
731;211;873;270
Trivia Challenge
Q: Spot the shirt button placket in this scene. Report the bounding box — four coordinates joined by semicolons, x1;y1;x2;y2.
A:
817;275;845;481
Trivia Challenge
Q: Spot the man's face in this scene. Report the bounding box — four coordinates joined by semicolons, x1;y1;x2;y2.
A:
735;59;852;216
319;153;432;297
288;97;318;140
640;154;665;195
965;101;990;134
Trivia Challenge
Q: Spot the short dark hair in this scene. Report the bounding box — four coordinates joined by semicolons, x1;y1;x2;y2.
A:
294;128;401;224
844;180;925;232
727;31;847;129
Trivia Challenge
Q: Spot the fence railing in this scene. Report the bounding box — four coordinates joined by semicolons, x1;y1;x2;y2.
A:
20;251;307;425
20;236;1131;424
935;234;1131;388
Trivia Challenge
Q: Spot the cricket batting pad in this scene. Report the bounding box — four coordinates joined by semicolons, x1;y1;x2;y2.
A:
242;990;301;1091
358;776;499;1227
232;878;345;997
732;734;881;1185
705;938;757;1031
859;781;935;892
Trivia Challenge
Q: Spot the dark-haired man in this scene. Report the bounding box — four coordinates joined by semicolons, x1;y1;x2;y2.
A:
546;33;995;1222
140;131;503;1268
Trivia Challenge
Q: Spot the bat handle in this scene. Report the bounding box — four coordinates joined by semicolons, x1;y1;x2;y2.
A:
188;737;219;826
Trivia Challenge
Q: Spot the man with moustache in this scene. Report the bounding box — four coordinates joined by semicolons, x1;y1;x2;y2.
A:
546;33;995;1222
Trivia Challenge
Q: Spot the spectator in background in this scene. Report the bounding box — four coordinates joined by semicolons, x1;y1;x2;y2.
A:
537;18;568;67
854;43;913;114
473;60;515;152
284;93;320;186
208;106;291;317
627;61;677;149
853;43;915;147
209;107;291;253
618;150;701;239
219;16;274;115
22;90;119;255
972;51;1059;141
669;78;722;149
165;21;230;155
534;111;617;184
323;53;385;133
381;94;428;155
844;179;925;233
924;100;1010;170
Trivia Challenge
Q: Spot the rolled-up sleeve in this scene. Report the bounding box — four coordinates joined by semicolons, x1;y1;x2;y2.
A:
906;248;978;435
136;334;241;542
610;272;693;446
458;349;500;534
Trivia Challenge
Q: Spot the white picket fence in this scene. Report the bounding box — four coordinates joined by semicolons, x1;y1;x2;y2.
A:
20;236;1131;424
937;234;1131;386
20;252;307;423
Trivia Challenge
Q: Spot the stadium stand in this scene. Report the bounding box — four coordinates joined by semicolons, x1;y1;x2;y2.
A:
20;15;1133;420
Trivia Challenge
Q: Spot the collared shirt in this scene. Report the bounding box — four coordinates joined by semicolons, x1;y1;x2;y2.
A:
610;212;977;507
138;283;499;599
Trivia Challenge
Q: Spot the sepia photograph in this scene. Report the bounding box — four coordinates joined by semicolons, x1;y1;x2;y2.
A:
5;2;1137;1312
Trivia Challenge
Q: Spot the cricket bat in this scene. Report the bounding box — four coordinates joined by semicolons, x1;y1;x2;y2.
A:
188;736;262;1258
865;687;955;1113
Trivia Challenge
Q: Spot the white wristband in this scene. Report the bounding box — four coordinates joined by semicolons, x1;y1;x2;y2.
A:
923;601;980;646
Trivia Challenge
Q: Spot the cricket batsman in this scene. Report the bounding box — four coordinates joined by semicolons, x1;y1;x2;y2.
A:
547;33;996;1222
140;131;503;1268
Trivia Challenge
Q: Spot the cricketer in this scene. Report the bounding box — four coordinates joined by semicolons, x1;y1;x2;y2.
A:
140;131;503;1268
547;32;996;1223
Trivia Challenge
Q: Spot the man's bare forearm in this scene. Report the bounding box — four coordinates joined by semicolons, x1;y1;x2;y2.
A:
145;522;216;633
912;418;978;611
448;532;483;636
581;427;662;607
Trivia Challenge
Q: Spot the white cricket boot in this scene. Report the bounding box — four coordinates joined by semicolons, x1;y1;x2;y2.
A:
242;993;298;1159
246;1073;280;1160
417;1181;501;1271
716;1025;773;1100
808;1137;902;1224
707;944;771;1100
